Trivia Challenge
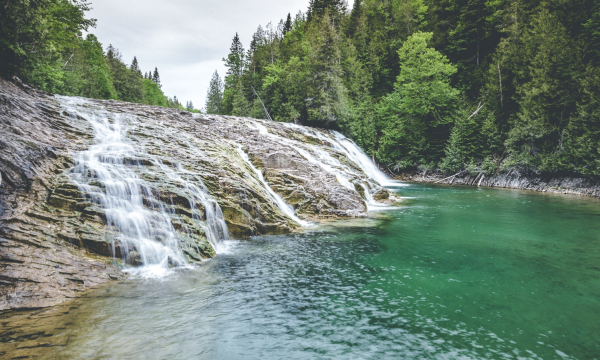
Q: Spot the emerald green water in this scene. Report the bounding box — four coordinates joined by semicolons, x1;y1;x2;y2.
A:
3;184;600;359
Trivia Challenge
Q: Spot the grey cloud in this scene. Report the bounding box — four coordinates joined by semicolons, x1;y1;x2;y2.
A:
87;0;311;108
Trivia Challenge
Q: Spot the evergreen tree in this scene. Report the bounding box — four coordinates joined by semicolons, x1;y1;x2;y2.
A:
131;56;141;75
224;33;245;80
185;100;195;111
283;13;293;34
232;81;252;117
304;11;349;125
153;67;162;88
440;101;481;173
222;33;246;114
345;0;362;37
206;70;224;115
307;0;347;24
583;1;600;65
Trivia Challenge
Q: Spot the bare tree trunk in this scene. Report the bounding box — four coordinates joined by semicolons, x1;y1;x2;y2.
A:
251;85;273;121
498;63;504;107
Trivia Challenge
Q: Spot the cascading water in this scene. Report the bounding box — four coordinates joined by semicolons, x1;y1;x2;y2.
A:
331;131;406;188
60;97;229;277
248;119;405;209
56;94;401;277
235;144;308;226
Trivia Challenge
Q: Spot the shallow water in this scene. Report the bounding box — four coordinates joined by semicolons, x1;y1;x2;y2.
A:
2;184;600;359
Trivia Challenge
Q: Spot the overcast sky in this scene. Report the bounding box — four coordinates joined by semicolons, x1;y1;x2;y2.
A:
86;0;316;109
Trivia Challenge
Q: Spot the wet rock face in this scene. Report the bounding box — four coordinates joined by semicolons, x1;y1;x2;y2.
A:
0;77;389;309
0;78;124;310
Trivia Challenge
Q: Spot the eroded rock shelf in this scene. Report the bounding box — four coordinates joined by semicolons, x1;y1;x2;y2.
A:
0;78;397;310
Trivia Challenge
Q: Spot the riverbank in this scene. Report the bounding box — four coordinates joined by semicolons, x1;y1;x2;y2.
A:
394;169;600;199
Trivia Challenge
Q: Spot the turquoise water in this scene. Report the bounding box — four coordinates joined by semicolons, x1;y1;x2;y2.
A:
3;184;600;359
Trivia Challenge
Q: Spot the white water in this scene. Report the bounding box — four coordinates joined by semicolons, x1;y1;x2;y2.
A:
235;144;309;226
250;120;406;210
331;131;407;188
253;122;357;191
60;97;228;278
57;96;401;276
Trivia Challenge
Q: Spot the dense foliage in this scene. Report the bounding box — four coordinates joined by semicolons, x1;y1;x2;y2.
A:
209;0;600;177
0;0;186;110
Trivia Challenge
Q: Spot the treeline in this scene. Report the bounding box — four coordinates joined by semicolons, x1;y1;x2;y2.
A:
0;0;191;110
207;0;600;177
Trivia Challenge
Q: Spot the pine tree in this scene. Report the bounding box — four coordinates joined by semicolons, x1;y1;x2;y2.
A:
305;11;349;125
584;2;600;65
232;80;251;117
222;33;246;114
307;0;347;23
131;56;141;75
345;0;362;37
224;33;245;80
283;13;293;35
205;70;224;115
152;67;161;88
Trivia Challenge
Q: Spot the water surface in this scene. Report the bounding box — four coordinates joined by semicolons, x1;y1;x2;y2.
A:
2;184;600;359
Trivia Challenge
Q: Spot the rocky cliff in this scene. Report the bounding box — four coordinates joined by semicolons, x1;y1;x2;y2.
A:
0;78;396;310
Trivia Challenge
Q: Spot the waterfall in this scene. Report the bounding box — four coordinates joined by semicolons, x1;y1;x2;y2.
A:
251;122;358;191
281;122;404;188
331;131;406;188
60;97;228;277
235;144;309;226
249;120;405;208
55;95;401;277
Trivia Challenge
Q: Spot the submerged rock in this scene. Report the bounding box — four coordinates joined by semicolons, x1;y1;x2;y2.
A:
0;77;398;309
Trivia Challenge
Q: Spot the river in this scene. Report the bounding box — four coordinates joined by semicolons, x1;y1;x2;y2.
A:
2;184;599;359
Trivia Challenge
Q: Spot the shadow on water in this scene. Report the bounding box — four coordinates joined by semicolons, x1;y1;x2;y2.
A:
2;184;600;359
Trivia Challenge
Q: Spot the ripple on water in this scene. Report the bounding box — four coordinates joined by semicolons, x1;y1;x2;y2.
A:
2;184;600;359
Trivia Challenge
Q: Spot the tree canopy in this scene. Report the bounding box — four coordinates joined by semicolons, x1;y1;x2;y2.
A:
207;0;600;177
0;0;192;111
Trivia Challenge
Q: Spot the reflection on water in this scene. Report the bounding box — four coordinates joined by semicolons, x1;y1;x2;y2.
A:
2;184;600;359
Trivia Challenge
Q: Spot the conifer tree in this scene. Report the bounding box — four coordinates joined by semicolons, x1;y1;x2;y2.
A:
307;0;346;24
152;67;161;88
305;11;349;125
345;0;362;37
283;13;293;34
222;33;246;114
205;70;224;115
224;33;245;80
232;81;251;117
131;56;141;75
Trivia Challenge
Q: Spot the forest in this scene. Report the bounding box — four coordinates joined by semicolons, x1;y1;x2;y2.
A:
1;0;599;176
206;0;600;177
0;0;191;110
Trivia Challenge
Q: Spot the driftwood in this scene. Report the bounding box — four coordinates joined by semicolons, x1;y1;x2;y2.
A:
434;170;465;184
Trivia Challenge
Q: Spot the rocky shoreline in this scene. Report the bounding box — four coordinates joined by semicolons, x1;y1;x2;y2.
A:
395;169;600;199
0;78;396;310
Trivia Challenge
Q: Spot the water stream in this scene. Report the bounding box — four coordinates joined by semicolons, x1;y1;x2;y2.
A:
235;144;308;226
14;100;595;358
59;98;401;277
3;184;599;359
61;97;230;277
